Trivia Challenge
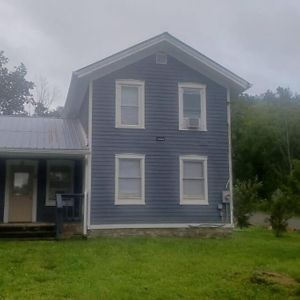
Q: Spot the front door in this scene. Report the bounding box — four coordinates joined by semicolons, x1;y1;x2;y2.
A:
7;161;37;223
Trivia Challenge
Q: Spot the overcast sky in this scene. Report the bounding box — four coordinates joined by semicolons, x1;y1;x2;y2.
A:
0;0;299;107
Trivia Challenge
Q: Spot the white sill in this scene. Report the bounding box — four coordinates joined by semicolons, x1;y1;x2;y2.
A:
180;199;208;205
116;125;145;129
179;127;207;131
115;199;145;205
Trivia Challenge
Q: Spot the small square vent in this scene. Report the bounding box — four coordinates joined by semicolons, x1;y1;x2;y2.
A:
156;52;167;64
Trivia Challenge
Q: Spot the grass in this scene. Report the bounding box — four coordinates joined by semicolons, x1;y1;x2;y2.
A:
0;228;299;300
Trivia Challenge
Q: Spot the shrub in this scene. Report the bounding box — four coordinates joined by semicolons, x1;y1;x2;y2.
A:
267;189;296;237
233;179;262;228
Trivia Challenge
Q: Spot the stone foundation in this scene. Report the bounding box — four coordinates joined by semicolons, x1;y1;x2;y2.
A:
62;223;83;239
88;226;232;238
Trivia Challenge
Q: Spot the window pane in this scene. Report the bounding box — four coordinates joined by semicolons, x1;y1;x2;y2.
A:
119;159;140;178
121;86;139;106
119;178;141;196
183;89;201;118
13;172;30;196
48;165;72;200
121;106;139;125
183;161;204;178
183;179;205;198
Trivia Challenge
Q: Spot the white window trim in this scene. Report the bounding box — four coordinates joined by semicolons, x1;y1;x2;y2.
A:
178;82;207;131
46;160;74;206
115;154;145;205
115;79;145;129
179;155;208;205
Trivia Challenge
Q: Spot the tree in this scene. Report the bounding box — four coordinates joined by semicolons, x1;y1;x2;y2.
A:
232;88;300;198
0;51;34;115
33;76;60;117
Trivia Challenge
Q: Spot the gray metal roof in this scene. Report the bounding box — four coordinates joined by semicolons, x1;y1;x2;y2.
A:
0;116;88;153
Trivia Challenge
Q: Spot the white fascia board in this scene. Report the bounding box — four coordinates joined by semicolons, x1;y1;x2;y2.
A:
64;32;251;117
0;148;89;157
74;32;250;90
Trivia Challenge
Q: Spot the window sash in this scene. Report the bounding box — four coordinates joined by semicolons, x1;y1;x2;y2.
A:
116;80;144;128
46;161;74;206
179;83;206;131
180;156;208;204
115;155;145;204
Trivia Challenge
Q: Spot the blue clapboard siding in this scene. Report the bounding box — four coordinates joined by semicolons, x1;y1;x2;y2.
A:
90;54;229;225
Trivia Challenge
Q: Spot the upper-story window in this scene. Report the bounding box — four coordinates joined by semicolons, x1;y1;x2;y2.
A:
115;80;145;129
178;83;207;131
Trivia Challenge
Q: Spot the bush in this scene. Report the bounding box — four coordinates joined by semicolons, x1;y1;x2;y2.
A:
267;189;295;237
233;179;262;228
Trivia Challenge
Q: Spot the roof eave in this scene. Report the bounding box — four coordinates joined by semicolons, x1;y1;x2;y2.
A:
63;32;251;117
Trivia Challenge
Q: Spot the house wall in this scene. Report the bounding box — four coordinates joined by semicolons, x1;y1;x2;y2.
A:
0;158;83;223
90;54;229;225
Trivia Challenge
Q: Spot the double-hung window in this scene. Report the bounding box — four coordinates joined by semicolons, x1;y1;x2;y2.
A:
180;155;208;205
115;154;145;205
46;160;74;206
115;80;145;128
178;83;207;131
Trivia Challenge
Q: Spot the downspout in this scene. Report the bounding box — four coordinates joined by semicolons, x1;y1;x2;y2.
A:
227;88;234;226
83;81;93;236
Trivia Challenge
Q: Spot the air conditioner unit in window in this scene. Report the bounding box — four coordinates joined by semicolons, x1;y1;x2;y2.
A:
186;118;200;129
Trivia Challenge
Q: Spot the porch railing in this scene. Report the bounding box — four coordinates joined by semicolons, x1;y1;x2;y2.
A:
55;193;84;239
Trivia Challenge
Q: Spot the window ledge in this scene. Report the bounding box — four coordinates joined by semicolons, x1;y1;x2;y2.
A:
115;199;145;205
179;128;208;132
180;200;208;205
115;125;145;129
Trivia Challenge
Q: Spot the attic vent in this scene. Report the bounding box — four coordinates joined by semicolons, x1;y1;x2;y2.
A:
156;53;167;64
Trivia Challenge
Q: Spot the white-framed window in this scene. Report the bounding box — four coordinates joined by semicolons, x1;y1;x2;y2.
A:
46;160;74;206
115;154;145;205
178;83;207;131
115;80;145;128
180;155;208;205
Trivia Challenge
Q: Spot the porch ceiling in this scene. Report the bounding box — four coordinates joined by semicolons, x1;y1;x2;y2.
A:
0;116;88;154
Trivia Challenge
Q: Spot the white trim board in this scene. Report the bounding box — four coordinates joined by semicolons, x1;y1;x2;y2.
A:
227;89;234;226
85;80;93;235
89;223;233;230
4;160;38;223
0;149;89;156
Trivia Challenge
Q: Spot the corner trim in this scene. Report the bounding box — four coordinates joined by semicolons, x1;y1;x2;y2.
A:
227;89;234;226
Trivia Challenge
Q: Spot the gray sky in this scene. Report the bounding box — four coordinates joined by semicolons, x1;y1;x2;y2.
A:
1;0;300;107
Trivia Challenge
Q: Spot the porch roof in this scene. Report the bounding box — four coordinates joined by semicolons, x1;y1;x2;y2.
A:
0;116;88;155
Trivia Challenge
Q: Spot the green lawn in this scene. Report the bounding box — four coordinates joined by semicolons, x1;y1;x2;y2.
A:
0;228;299;300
